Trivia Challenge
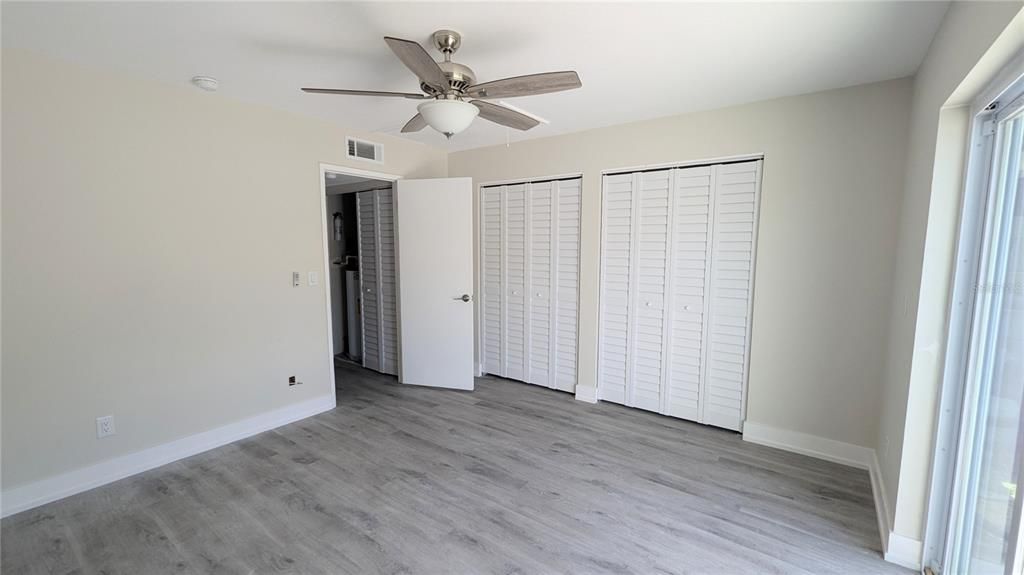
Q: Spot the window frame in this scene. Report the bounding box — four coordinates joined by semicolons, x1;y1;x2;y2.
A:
924;57;1024;574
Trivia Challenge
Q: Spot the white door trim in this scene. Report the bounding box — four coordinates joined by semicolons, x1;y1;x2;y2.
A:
477;172;583;189
317;162;402;389
601;153;765;176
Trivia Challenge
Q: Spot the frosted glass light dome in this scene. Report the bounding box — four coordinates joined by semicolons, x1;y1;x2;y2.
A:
417;99;479;137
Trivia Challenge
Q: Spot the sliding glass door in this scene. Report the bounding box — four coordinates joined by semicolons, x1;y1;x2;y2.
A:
943;93;1024;575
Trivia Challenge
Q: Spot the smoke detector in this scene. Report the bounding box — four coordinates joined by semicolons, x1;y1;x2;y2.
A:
191;76;218;92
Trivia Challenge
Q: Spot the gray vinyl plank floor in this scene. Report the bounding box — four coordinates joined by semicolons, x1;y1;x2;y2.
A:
2;363;909;574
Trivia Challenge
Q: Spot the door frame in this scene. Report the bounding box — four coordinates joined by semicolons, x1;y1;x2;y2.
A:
317;162;402;390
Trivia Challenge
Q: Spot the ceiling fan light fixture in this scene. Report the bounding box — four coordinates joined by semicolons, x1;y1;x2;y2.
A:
417;99;479;138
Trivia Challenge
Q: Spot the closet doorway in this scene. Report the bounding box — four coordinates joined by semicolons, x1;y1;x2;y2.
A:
597;157;763;432
320;166;399;378
478;175;583;393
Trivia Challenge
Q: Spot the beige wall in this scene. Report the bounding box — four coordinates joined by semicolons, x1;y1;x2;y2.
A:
450;78;912;449
0;50;446;489
9;11;1019;544
878;2;1023;543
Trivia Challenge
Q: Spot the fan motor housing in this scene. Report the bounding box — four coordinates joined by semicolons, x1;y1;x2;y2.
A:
423;61;476;95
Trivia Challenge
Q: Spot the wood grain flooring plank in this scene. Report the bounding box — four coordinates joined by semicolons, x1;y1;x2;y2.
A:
2;363;909;574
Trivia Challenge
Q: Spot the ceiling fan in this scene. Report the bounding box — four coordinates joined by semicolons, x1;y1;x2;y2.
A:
302;30;582;139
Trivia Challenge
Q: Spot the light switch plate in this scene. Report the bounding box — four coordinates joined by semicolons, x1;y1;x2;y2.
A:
292;272;301;287
308;271;319;286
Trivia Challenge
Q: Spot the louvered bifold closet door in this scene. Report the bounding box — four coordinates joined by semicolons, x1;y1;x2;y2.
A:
481;178;581;391
503;184;528;381
598;160;761;431
357;191;381;372
553;179;582;393
357;189;399;377
598;173;635;404
630;171;673;413
702;161;761;431
527;181;554;387
666;166;713;421
375;189;399;376
481;186;504;376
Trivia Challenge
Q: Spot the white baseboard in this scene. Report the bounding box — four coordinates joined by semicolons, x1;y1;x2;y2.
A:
1;394;337;518
574;385;598;404
742;421;921;571
742;421;874;468
885;532;923;571
868;450;894;555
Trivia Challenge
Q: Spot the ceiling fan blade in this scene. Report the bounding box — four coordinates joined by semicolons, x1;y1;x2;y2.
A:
383;36;450;92
471;100;540;131
401;113;427;133
301;88;428;99
466;71;581;99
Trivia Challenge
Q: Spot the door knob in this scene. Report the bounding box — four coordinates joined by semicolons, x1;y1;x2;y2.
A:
453;294;472;302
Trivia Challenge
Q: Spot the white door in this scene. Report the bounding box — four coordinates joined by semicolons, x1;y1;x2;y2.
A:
552;178;582;392
702;161;761;431
666;166;713;422
527;181;554;387
394;177;475;390
631;170;672;413
480;185;504;376
598;173;635;404
503;183;528;381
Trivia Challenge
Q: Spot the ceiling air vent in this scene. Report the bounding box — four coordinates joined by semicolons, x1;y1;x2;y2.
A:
346;137;383;163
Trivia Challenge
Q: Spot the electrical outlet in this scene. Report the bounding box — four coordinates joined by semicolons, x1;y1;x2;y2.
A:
96;415;115;438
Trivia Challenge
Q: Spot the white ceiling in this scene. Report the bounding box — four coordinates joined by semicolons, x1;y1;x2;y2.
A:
2;2;949;152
